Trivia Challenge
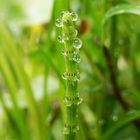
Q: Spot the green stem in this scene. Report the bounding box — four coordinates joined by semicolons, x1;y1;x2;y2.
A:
110;16;117;66
56;12;82;140
110;0;118;69
63;23;79;140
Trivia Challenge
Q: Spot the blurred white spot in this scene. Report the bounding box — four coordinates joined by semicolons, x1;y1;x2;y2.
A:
3;93;13;108
118;56;127;70
32;75;59;101
112;115;118;122
70;1;80;12
20;0;54;25
47;76;59;95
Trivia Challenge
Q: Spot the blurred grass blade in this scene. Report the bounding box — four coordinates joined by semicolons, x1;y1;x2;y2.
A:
0;22;44;140
0;90;29;139
103;4;140;24
29;49;64;86
0;53;30;140
102;111;140;140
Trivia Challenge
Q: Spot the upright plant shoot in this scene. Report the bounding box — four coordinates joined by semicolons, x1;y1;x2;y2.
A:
56;11;82;140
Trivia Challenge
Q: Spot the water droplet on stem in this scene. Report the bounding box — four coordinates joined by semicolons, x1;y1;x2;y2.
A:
58;35;64;43
62;49;67;56
55;18;63;27
77;97;83;105
63;126;70;135
73;54;81;63
73;38;82;49
61;11;66;18
62;72;67;80
71;12;78;21
72;125;79;132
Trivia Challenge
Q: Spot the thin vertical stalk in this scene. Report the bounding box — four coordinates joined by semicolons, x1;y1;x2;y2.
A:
56;11;82;140
110;0;118;69
110;16;117;53
42;65;50;140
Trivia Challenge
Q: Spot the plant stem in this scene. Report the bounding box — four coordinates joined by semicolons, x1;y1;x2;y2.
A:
110;0;118;70
56;11;82;140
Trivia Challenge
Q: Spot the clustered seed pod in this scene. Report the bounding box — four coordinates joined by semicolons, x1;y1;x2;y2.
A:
56;11;82;140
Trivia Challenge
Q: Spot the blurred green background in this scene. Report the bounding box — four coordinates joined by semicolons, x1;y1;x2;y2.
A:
0;0;140;140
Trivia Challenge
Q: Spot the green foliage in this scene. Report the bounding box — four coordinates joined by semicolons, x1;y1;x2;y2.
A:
0;0;140;140
103;4;140;24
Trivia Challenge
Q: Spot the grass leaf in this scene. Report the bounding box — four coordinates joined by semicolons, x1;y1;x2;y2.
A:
103;4;140;24
102;111;140;140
